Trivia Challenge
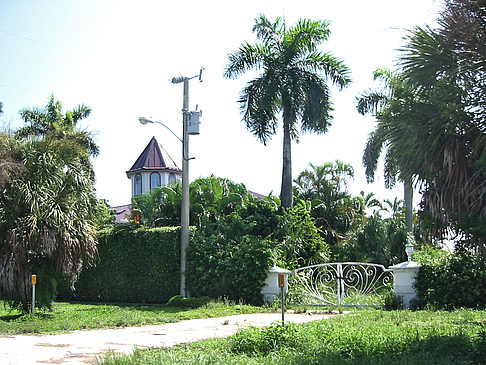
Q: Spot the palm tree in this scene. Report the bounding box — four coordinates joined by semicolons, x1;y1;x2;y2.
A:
398;3;486;251
0;96;101;311
294;161;363;250
294;161;354;199
15;94;98;174
0;134;99;311
357;68;415;233
224;15;350;208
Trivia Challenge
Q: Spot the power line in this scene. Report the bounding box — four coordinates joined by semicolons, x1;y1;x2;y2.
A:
0;28;50;46
0;83;37;91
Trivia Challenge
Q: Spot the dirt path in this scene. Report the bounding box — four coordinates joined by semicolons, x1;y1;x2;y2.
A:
0;312;336;364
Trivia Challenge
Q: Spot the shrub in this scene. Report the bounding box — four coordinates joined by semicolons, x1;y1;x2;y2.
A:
415;248;486;309
166;295;211;308
186;233;273;305
275;202;330;268
58;224;181;303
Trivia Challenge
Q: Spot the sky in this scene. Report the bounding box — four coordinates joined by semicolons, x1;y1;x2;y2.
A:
0;0;443;207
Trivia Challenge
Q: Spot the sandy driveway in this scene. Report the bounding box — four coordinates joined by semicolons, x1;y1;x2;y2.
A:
0;312;335;364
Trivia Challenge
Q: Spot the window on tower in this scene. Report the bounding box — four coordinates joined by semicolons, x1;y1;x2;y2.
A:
135;173;142;195
150;172;161;189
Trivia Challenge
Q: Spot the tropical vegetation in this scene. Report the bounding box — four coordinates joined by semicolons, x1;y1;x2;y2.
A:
224;14;351;208
58;225;181;304
357;69;415;233
293;161;366;255
357;0;486;252
0;96;103;312
414;247;486;310
132;176;329;303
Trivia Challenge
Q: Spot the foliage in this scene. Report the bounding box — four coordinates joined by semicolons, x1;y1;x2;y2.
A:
356;0;486;250
15;94;98;167
132;176;249;228
381;289;403;310
275;201;329;268
0;96;101;312
187;233;274;305
224;15;350;208
134;176;330;303
0;133;99;312
335;211;408;266
396;0;486;251
99;310;486;365
94;198;117;229
415;248;486;309
58;225;181;303
0;300;268;335
294;161;365;253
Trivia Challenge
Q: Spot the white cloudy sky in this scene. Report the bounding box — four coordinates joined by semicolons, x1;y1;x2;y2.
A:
0;0;442;207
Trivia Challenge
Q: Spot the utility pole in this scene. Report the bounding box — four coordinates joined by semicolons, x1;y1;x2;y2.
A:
172;68;203;297
180;77;190;297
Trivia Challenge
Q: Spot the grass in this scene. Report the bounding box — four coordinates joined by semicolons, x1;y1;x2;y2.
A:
0;300;271;335
100;309;486;365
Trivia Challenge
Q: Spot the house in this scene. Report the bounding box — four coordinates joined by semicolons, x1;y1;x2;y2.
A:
114;137;181;222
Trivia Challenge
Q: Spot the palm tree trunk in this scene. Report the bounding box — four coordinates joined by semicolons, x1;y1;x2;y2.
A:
281;119;293;208
404;176;413;233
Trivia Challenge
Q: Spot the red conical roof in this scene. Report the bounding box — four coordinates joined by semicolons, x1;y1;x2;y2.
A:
127;137;181;175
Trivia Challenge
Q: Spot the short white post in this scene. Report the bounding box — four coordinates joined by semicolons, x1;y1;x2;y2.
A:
262;266;291;304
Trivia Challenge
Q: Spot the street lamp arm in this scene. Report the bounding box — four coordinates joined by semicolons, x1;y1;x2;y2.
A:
138;117;183;143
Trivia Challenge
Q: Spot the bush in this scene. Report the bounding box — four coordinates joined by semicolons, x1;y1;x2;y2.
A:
186;233;273;305
415;248;486;309
58;224;181;303
166;295;211;308
275;202;330;268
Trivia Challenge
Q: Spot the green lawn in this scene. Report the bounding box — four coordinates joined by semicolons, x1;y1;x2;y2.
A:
100;309;486;365
0;300;270;335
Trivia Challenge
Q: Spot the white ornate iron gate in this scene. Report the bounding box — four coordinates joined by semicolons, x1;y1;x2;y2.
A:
289;262;394;307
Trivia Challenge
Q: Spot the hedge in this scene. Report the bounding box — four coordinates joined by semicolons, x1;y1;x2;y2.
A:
414;249;486;309
186;233;274;305
58;224;181;303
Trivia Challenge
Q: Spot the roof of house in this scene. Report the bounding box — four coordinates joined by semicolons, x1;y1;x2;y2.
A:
112;204;132;223
127;136;181;175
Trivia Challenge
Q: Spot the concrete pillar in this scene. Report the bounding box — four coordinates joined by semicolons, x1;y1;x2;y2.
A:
262;266;291;304
389;261;421;308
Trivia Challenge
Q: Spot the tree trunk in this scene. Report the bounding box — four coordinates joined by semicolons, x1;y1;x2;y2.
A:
404;176;413;233
280;119;293;208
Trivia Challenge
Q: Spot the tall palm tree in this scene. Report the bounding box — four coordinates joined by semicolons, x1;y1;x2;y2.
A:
357;68;415;233
224;15;351;208
397;2;486;251
0;135;98;311
1;96;100;311
15;94;98;174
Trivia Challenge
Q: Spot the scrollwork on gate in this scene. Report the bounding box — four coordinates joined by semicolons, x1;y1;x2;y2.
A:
289;262;394;307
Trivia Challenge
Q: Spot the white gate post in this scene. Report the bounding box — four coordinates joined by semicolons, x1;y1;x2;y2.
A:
389;261;421;308
262;266;291;304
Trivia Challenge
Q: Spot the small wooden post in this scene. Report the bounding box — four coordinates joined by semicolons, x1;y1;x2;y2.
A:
31;275;37;314
279;273;285;324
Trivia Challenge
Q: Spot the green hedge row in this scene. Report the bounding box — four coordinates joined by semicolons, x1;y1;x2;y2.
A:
58;224;181;303
187;233;273;305
414;249;486;309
